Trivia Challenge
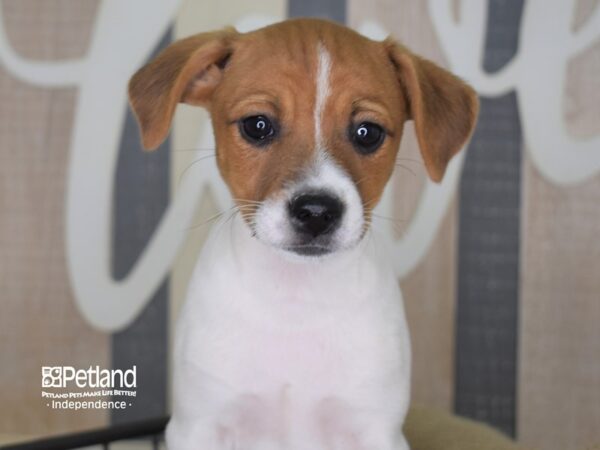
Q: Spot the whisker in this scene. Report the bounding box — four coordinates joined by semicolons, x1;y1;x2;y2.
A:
224;208;241;227
185;210;227;231
239;207;258;214
186;203;247;231
172;147;217;153
362;197;380;211
369;214;406;235
177;153;216;187
370;213;407;223
355;175;374;187
232;198;263;205
394;163;417;177
395;157;424;165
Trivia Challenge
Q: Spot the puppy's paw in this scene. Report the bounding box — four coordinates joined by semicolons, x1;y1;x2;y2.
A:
315;396;363;450
216;392;287;450
314;396;409;450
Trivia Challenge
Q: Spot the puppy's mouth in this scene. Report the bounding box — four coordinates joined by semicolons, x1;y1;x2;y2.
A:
283;240;337;257
291;246;331;256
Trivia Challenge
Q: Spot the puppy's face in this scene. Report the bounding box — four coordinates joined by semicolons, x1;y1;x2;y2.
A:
129;19;478;257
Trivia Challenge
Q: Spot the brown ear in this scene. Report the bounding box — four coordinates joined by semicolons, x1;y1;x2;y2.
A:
385;39;479;182
128;29;238;150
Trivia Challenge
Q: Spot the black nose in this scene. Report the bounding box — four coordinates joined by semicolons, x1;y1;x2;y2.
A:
289;193;344;237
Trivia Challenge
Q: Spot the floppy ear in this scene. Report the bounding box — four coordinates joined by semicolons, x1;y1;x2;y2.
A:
128;29;238;150
385;39;479;182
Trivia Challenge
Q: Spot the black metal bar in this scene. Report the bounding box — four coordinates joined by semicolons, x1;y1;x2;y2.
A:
1;416;169;450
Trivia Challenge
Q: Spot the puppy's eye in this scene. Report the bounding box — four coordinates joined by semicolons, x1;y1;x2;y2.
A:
239;115;275;145
351;122;385;154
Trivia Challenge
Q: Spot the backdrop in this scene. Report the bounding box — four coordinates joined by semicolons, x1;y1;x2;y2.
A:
1;1;599;450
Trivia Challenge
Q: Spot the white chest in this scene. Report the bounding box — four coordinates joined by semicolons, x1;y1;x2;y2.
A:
169;217;411;449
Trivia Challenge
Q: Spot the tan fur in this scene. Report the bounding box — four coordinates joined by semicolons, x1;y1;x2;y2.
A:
128;29;238;149
129;18;478;213
385;40;479;182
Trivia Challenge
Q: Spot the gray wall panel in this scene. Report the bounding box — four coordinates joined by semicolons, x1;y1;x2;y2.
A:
111;30;171;424
288;0;346;23
455;0;524;437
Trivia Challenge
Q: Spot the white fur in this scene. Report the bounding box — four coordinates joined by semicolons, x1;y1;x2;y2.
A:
314;43;331;153
166;43;411;450
167;215;411;449
253;156;365;255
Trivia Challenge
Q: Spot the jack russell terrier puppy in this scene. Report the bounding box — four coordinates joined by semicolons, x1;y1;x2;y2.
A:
129;18;478;450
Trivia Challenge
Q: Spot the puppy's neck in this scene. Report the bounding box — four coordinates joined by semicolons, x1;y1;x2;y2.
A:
195;212;393;329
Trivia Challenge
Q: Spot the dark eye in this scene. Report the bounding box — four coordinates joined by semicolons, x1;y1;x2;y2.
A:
239;115;275;145
351;122;385;154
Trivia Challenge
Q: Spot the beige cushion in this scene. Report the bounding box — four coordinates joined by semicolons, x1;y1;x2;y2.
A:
405;406;533;450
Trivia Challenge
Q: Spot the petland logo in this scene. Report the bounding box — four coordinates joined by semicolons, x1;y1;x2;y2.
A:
42;366;136;389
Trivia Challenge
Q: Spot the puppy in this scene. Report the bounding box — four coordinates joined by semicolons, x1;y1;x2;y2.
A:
129;18;478;450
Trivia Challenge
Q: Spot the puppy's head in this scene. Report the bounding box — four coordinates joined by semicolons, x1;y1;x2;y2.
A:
129;19;478;257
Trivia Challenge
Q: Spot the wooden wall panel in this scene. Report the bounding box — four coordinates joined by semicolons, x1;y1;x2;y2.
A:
517;19;600;450
518;156;600;450
0;0;108;437
348;0;458;412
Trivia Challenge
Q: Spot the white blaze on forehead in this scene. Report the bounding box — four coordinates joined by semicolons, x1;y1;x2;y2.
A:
314;43;332;152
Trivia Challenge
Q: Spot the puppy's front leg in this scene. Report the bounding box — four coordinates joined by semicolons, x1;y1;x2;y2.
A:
166;360;279;450
360;432;410;450
315;397;410;450
167;395;276;450
166;418;221;450
318;422;410;450
165;359;240;450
